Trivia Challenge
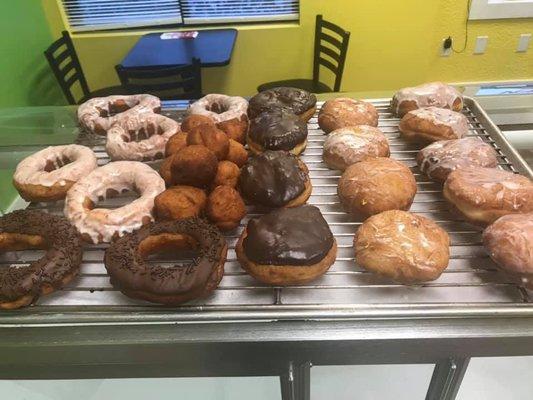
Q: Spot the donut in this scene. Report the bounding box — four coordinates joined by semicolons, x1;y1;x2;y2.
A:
318;98;379;134
239;150;312;208
212;160;240;189
154;186;207;221
170;145;218;188
483;213;533;289
391;82;463;117
106;113;179;161
323;125;390;171
0;210;82;309
13;144;98;202
226;139;248;167
399;106;468;143
159;156;173;187
338;157;417;220
417;137;499;183
248;87;317;121
78;94;161;135
187;124;230;160
165;131;188;157
354;210;450;283
180;114;215;133
247;109;308;155
104;219;227;305
206;186;246;231
236;205;337;285
443;166;533;226
64;161;165;243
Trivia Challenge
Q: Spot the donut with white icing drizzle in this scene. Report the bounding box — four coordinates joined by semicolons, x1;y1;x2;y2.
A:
64;161;165;243
391;82;463;117
399;106;468;143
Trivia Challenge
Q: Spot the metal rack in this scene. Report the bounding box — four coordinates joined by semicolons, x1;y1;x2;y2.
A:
1;97;532;400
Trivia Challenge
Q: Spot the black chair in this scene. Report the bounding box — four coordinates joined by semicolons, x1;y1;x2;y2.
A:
257;15;350;94
44;31;123;105
115;59;203;101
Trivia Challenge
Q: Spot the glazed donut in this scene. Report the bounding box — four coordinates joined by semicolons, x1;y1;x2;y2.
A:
354;210;450;283
236;205;337;285
391;82;463;117
318;98;379;134
0;210;82;309
323;125;390;171
170;145;218;188
483;213;533;289
443;166;533;226
106;113;179;161
154;186;207;221
338;157;417;220
64;161;165;243
206;185;246;231
399;107;468;143
248;87;317;121
417;137;499;183
78;94;161;135
104;219;227;305
239;150;312;208
13;144;98;202
247;109;308;155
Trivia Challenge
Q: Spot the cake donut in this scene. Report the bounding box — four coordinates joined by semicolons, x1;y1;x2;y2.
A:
104;219;227;305
13;144;98;202
323;125;390;171
483;213;533;289
64;161;165;243
248;87;317;121
417;137;499;183
318;98;379;134
0;210;83;309
78;94;161;135
443;166;533;226
239;150;312;208
354;210;450;283
391;82;463;117
247;109;308;155
106;113;179;161
236;205;337;285
399;107;468;143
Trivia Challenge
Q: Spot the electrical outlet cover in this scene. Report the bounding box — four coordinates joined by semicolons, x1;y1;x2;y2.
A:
517;33;531;52
474;36;488;54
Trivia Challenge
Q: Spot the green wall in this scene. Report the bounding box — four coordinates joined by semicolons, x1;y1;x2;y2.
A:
0;0;65;108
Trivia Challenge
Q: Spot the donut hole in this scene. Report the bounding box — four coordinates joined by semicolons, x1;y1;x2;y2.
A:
139;233;200;267
207;101;229;114
0;233;48;265
44;156;72;172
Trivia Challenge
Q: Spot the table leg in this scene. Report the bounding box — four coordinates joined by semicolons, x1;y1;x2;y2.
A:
426;357;470;400
280;361;311;400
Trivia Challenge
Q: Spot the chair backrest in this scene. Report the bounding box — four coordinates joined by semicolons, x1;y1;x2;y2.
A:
312;15;351;93
44;31;90;105
115;59;203;101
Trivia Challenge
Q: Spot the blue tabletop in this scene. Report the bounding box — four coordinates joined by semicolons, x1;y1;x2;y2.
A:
121;29;238;69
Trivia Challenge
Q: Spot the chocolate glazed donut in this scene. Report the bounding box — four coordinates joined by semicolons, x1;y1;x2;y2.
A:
248;87;317;121
104;219;227;305
0;210;83;309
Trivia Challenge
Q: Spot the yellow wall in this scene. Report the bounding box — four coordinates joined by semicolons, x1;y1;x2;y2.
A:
43;0;532;96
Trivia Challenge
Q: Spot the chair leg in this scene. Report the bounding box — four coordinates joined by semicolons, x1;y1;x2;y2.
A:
426;357;470;400
280;361;311;400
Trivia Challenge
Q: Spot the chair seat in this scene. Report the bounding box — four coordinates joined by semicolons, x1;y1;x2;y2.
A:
79;85;126;103
257;79;332;94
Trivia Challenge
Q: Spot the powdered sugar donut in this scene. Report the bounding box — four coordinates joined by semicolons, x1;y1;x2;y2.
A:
391;82;463;117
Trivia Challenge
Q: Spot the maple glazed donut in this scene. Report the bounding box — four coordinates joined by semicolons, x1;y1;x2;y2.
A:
64;161;165;243
248;87;317;122
399;107;468;143
13;144;98;202
78;94;161;135
318;98;379;134
391;82;463;117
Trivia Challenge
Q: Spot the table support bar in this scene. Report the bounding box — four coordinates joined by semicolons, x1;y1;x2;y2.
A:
426;357;470;400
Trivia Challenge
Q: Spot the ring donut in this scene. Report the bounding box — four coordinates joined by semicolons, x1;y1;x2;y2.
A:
13;144;98;202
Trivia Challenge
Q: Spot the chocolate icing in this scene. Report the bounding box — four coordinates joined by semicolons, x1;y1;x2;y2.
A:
248;87;317;119
249;109;308;151
239;150;308;207
243;205;334;265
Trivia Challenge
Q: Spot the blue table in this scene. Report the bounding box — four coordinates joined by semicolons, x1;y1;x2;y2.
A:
120;29;238;69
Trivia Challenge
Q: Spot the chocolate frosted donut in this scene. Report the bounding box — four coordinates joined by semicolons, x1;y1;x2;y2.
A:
104;218;227;305
248;87;317;121
248;109;308;155
0;210;83;309
239;150;311;208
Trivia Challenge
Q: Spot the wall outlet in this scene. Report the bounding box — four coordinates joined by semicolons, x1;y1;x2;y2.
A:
474;36;488;54
517;33;531;52
441;38;452;57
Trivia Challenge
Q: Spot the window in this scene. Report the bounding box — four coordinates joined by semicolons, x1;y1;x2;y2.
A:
469;0;533;20
61;0;300;32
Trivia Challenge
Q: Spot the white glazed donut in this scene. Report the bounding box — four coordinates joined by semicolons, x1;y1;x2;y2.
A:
391;82;463;117
78;94;161;135
399;106;469;143
13;144;98;202
188;94;248;124
106;113;179;161
64;161;165;243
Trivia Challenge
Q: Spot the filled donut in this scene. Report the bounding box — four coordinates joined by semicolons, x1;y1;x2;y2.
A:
64;161;165;243
443;166;533;226
318;98;379;134
399;107;468;143
13;144;98;202
236;205;337;285
104;219;227;305
248;87;317;121
354;210;450;283
391;82;463;117
0;210;83;309
323;125;390;171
